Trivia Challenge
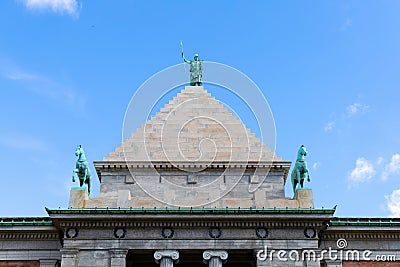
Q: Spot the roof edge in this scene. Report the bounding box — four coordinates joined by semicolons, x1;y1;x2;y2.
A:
0;217;53;226
330;217;400;227
93;160;292;181
46;207;336;215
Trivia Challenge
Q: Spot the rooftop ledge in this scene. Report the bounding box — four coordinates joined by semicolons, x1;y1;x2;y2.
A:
45;207;336;215
330;217;400;227
93;160;292;179
0;217;53;226
93;160;291;168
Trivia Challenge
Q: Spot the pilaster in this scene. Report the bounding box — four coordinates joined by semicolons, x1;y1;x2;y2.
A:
110;249;129;267
60;248;78;267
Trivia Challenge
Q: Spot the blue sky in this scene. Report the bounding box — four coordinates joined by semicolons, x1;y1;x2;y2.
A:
1;0;400;217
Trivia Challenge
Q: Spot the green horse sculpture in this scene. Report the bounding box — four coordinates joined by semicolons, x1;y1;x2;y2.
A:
72;145;91;195
291;145;310;194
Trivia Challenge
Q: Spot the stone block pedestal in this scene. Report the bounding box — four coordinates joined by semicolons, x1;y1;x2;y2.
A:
294;188;314;208
69;187;89;208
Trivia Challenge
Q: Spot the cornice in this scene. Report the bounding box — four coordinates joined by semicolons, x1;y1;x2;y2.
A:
93;160;292;180
57;220;325;229
0;217;53;226
323;232;400;240
46;207;335;215
46;207;335;230
0;232;59;240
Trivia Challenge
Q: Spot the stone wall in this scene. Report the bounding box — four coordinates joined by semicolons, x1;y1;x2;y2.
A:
82;167;305;209
0;224;61;267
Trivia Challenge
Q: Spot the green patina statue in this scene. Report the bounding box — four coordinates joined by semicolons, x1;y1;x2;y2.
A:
181;43;202;86
72;145;91;195
291;145;310;194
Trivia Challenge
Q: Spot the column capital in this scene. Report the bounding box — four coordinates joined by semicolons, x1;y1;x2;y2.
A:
203;250;228;262
60;248;79;257
109;249;129;258
154;250;180;264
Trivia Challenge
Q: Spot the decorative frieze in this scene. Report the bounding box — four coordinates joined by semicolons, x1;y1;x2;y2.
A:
161;227;174;238
58;220;324;229
113;227;127;238
65;228;79;239
0;232;59;240
255;228;269;239
209;228;222;238
304;228;317;238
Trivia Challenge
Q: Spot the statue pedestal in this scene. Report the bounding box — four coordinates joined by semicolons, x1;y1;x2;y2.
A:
69;187;89;209
294;188;314;208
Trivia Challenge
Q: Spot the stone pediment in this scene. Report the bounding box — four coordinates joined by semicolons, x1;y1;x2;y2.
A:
104;86;280;163
76;86;313;209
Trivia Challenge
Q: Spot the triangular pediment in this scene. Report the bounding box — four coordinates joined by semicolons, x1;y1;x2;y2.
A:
104;86;279;163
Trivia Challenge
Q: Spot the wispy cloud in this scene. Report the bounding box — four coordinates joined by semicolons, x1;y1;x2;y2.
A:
324;101;369;132
341;18;353;31
346;102;369;116
20;0;81;17
0;133;48;151
324;121;335;132
5;70;39;81
1;62;86;110
376;156;384;166
348;157;375;184
313;162;320;171
385;189;400;217
382;154;400;181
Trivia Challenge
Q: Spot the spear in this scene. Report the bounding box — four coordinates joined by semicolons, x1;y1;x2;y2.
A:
180;40;187;75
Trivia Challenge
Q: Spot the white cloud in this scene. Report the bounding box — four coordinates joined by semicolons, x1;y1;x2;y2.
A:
382;154;400;180
349;157;375;183
21;0;80;16
324;121;335;132
346;102;369;116
385;189;400;217
313;162;320;171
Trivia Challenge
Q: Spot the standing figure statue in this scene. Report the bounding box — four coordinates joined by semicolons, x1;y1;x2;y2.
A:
182;52;202;86
72;145;91;195
291;145;310;194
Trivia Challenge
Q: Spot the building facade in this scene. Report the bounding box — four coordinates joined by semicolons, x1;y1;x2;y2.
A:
1;86;399;267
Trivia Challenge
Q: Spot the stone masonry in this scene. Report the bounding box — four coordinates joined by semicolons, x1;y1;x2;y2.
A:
76;86;311;209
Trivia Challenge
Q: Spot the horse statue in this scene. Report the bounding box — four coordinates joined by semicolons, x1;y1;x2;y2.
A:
291;145;310;194
72;145;91;195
